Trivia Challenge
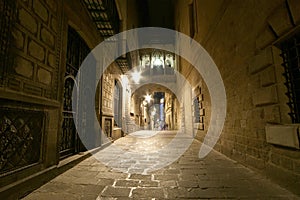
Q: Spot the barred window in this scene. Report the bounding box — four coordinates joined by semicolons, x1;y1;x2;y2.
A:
280;33;300;123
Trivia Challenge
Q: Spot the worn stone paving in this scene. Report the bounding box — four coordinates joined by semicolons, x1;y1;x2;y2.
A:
23;131;300;199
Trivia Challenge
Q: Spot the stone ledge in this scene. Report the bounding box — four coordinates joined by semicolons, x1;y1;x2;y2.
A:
248;47;273;75
255;28;276;50
260;66;276;87
265;124;300;149
267;3;293;37
252;85;278;106
287;0;300;25
0;88;60;108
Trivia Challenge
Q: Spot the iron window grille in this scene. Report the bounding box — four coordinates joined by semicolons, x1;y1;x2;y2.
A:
60;26;90;158
280;33;300;123
0;108;44;174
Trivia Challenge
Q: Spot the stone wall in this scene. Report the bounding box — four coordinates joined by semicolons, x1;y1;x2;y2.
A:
175;0;300;195
127;93;141;132
165;92;176;129
0;0;103;198
8;0;60;99
124;83;137;134
102;71;114;116
101;65;124;139
192;79;211;142
0;0;63;194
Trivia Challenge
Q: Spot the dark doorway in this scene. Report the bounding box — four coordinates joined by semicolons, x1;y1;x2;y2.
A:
60;26;90;159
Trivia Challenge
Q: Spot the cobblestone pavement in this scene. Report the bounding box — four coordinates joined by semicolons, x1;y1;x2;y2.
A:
23;131;300;199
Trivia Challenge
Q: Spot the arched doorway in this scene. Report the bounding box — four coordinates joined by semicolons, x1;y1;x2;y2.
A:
131;84;179;131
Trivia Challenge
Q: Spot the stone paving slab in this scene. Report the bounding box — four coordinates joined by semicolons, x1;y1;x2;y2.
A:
22;131;300;199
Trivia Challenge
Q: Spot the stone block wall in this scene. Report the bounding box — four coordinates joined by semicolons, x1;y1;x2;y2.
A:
0;0;62;198
192;79;211;144
9;0;60;99
0;0;103;198
101;65;125;139
124;84;137;134
175;0;300;195
127;92;141;132
165;92;179;130
1;0;61;169
102;71;114;115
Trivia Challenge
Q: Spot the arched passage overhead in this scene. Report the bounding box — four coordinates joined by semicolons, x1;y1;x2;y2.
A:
130;83;180;131
126;50;212;137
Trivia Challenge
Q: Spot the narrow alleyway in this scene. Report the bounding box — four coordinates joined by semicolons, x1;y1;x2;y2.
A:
22;131;299;200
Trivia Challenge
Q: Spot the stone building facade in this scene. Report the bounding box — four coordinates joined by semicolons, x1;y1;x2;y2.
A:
175;0;300;194
0;0;133;198
0;0;300;198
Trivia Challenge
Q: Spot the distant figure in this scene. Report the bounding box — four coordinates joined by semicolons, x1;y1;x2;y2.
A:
164;123;168;130
159;120;165;130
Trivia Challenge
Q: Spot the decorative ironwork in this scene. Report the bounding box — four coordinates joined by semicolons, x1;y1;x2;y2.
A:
0;108;44;174
60;27;90;158
280;33;300;123
82;0;120;38
139;50;175;76
82;0;133;74
0;0;17;85
116;58;130;74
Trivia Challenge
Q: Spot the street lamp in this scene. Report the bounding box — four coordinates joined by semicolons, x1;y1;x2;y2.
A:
145;94;152;103
132;71;141;83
